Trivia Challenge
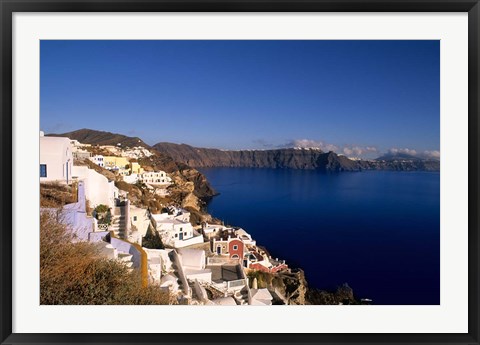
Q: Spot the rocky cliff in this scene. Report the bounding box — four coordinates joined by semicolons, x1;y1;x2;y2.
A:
153;142;440;172
248;268;359;305
153;143;362;172
358;158;440;171
137;152;217;200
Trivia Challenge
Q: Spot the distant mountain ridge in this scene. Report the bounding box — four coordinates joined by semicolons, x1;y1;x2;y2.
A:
47;129;439;172
153;142;440;172
152;142;361;172
377;152;419;161
367;152;440;171
48;128;150;149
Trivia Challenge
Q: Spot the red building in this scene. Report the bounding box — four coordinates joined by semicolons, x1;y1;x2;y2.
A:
228;238;244;260
212;236;245;263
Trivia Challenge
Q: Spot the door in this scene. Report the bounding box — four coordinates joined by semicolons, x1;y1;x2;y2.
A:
179;232;183;240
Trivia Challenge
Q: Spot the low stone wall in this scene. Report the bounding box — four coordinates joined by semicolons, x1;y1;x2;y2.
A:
227;279;246;290
206;257;239;266
57;181;95;242
88;231;110;243
193;279;209;303
169;250;191;297
110;233;148;287
173;234;204;248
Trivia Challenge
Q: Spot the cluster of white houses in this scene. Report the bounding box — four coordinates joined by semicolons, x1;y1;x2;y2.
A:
39;132;288;305
123;171;172;185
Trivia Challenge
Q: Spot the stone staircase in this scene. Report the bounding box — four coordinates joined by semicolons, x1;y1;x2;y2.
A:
233;287;249;305
111;207;126;239
117;252;134;272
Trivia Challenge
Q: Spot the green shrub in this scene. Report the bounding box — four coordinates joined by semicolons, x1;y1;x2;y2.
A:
94;204;109;214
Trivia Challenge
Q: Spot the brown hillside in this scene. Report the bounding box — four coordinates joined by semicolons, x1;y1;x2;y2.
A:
48;128;149;148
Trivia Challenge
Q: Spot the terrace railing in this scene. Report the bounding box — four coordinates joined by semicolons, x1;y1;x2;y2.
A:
227;279;247;290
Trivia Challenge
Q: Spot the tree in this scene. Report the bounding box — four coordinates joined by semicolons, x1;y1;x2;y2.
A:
93;204;111;225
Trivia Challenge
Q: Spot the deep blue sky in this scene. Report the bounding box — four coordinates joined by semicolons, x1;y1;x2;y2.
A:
41;40;440;158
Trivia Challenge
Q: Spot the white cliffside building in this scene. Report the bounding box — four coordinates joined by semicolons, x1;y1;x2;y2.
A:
122;146;154;159
40;133;73;184
128;206;151;245
178;248;212;283
123;173;138;184
90;155;105;168
71;165;118;209
138;171;172;185
151;212;203;248
202;223;228;239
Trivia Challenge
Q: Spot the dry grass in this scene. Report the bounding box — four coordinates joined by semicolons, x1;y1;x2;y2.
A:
40;182;76;208
40;212;170;305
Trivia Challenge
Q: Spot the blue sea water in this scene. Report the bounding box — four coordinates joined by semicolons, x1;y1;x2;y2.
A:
200;168;440;305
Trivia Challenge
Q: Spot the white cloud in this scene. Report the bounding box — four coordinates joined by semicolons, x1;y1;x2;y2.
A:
421;150;440;160
386;148;440;160
284;139;339;152
283;139;380;158
282;141;439;160
388;148;418;156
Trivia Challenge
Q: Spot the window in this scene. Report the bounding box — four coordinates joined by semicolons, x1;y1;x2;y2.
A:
133;216;137;221
233;245;238;250
175;234;178;238
40;164;47;177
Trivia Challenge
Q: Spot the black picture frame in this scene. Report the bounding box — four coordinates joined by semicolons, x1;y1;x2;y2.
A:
1;1;479;344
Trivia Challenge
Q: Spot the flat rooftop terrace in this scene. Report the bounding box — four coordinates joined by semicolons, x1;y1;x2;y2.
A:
206;264;243;283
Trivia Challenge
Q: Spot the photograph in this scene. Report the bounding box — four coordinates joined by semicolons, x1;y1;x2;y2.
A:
39;39;441;306
2;1;479;343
